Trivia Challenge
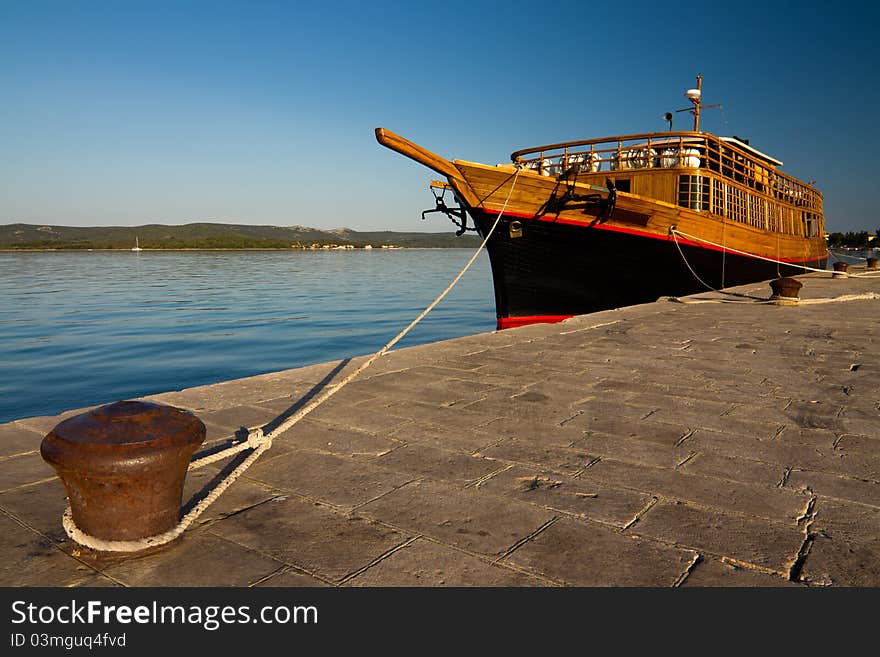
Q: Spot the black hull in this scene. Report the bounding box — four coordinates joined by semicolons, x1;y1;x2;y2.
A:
471;210;827;326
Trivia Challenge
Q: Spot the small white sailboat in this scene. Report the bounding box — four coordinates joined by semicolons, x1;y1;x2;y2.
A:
132;237;142;252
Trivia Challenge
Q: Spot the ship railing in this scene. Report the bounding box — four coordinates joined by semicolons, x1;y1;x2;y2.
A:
511;131;821;212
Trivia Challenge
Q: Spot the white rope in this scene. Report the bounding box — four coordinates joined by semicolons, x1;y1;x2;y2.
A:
829;249;877;263
62;167;522;552
798;292;880;305
670;229;725;294
669;230;764;300
670;228;835;276
665;292;880;306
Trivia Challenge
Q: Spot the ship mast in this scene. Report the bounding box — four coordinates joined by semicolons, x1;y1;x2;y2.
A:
686;75;703;132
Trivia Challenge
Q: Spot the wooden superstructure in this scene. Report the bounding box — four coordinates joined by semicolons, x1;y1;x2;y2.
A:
509;130;824;247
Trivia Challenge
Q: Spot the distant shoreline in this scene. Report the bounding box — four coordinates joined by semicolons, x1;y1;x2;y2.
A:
0;222;482;250
0;246;470;252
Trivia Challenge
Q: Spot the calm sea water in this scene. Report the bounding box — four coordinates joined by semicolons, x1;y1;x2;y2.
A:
0;250;495;423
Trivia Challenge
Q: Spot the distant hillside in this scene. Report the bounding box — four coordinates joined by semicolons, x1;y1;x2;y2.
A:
0;223;482;250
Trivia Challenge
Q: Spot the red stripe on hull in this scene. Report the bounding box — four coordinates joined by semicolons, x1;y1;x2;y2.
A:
484;207;823;265
497;314;573;330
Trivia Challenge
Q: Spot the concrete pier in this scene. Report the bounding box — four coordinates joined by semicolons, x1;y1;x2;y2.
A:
1;270;878;587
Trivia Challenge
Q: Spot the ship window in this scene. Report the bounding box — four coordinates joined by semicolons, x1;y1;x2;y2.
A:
711;179;724;216
748;193;766;229
802;211;818;237
767;202;780;233
677;175;709;211
614;178;631;193
729;187;747;223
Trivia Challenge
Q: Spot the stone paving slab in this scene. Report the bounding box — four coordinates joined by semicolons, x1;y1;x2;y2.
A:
344;538;547;587
502;517;697;586
0;423;43;458
98;529;286;587
630;500;806;575
1;269;879;586
473;464;654;527
680;557;797;587
359;479;555;556
208;496;411;584
243;449;415;510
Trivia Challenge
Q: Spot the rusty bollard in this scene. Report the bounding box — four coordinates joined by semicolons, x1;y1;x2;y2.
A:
40;400;205;545
769;277;803;306
832;261;849;278
867;257;879;270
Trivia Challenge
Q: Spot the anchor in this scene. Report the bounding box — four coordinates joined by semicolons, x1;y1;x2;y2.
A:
421;185;475;236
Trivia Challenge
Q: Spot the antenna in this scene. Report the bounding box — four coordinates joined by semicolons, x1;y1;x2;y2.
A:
663;112;673;131
673;75;722;132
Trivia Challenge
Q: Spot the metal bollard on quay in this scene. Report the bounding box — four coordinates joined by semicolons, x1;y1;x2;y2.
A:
40;400;205;549
769;277;803;306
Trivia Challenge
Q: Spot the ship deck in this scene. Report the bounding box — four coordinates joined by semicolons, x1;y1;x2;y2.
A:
1;268;878;587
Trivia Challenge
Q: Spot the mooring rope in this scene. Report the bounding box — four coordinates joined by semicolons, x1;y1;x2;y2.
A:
669;229;765;300
665;292;880;306
671;228;880;279
62;167;522;552
670;228;835;276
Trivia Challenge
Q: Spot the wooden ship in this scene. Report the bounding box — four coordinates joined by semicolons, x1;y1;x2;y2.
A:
376;76;827;329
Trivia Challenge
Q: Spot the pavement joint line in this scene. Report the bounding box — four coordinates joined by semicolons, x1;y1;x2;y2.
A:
674;429;696;447
719;403;740;417
788;496;818;582
777;466;793;488
579;456;602;473
572;456;602;477
558;320;622;335
338;535;422;585
717;556;789;579
0;475;59;495
493;515;560;563
467;464;515;489
412;535;562;586
792;487;880;510
247;564;298;588
225;484;358;517
672;552;702;588
192;494;286;529
201;524;324;576
558;409;584;426
0;449;40;463
795;495;818;527
470;435;511;456
349;477;422;513
621;496;659;531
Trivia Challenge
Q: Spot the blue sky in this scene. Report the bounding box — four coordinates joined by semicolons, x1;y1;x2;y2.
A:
1;0;877;232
